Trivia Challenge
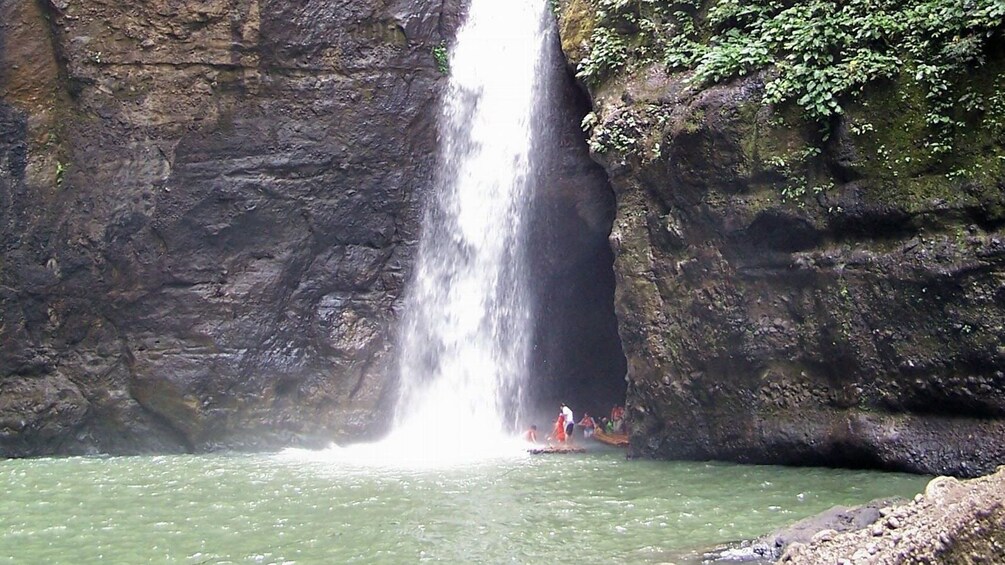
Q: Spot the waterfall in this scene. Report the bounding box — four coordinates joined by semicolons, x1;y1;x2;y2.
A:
388;0;552;456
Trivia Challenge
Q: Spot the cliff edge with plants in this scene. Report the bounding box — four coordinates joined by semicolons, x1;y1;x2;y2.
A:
558;0;1005;476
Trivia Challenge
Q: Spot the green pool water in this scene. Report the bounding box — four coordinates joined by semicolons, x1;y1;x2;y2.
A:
0;448;929;564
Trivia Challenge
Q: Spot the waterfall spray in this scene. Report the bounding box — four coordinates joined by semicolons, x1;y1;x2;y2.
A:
387;0;553;457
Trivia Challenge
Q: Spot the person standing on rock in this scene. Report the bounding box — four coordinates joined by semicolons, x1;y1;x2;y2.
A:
561;403;575;443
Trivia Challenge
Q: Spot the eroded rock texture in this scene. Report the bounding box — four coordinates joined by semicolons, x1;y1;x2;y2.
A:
558;9;1005;476
0;0;465;455
0;0;621;455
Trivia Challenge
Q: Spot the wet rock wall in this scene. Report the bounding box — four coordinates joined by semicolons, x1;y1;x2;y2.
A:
0;0;623;455
557;5;1005;477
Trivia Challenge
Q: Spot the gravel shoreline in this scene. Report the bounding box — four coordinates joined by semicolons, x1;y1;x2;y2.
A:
777;466;1005;564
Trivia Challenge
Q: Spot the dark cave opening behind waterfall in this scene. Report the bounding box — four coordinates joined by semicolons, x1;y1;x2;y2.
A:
523;30;627;430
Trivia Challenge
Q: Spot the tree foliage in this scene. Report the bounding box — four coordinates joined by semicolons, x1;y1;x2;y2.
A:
577;0;1005;125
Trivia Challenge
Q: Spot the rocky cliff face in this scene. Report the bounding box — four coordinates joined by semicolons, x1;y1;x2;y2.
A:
0;0;622;456
558;2;1005;477
0;0;464;455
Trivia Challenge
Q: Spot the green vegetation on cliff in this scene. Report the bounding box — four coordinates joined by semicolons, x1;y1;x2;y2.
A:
432;42;450;74
576;0;1005;135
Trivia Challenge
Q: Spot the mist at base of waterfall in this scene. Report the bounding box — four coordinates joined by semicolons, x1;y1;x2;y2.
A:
282;432;533;469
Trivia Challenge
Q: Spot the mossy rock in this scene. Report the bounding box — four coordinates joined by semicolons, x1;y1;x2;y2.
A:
557;0;597;65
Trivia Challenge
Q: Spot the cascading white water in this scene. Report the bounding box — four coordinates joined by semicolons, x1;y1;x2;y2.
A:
384;0;553;460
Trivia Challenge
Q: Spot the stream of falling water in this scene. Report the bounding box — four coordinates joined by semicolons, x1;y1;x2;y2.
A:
373;0;553;463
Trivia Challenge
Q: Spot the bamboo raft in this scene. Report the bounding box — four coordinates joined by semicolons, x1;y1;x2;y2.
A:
593;429;629;447
528;445;586;455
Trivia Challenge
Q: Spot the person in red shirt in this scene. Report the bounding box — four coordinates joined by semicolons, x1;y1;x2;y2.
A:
611;405;625;432
550;413;566;444
578;413;596;439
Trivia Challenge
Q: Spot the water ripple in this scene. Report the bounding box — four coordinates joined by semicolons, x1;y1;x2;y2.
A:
0;452;928;564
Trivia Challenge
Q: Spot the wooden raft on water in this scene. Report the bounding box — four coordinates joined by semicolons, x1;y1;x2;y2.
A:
593;429;629;448
528;445;586;455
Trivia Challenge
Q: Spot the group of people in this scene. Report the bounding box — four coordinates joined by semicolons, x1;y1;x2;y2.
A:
522;402;625;445
550;404;578;444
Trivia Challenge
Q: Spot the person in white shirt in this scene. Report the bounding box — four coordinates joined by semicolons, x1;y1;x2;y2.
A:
561;404;574;443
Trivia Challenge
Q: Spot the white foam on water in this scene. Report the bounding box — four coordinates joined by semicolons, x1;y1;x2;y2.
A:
278;435;533;470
